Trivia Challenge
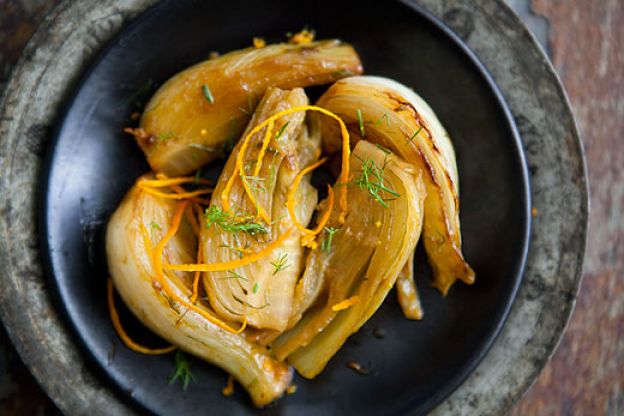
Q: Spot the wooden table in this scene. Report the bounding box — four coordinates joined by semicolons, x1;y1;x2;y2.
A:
0;1;621;414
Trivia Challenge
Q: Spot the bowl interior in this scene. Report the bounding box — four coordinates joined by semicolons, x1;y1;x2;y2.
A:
41;0;530;414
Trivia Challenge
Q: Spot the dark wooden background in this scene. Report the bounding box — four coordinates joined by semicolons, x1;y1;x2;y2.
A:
0;1;621;414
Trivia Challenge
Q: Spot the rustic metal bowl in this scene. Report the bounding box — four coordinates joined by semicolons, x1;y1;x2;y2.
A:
0;0;587;415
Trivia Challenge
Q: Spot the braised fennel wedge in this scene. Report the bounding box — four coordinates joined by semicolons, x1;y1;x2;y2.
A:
136;40;362;176
201;87;320;332
272;141;426;377
105;37;476;409
106;180;292;407
316;75;475;295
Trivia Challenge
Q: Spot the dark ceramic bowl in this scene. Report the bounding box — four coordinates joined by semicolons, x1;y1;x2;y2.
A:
39;1;530;415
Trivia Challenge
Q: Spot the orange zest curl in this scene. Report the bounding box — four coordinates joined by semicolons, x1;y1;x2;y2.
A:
138;176;212;188
137;184;213;200
222;375;235;396
146;200;247;334
286;158;335;248
190;243;203;303
222;105;350;224
331;295;360;312
138;174;213;204
107;278;175;355
289;29;315;45
235;120;273;222
164;228;293;272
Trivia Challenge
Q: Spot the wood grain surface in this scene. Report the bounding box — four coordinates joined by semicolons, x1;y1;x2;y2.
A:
0;0;621;415
513;0;623;414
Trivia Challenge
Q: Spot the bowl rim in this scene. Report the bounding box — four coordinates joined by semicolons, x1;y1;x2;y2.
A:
0;0;587;415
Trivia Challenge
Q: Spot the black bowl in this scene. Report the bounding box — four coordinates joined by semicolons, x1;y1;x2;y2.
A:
40;0;530;414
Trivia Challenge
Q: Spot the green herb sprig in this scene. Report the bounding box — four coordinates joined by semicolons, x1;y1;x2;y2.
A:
274;121;290;140
354;157;400;208
202;84;215;104
219;270;249;282
205;206;267;236
356;108;365;137
407;127;423;143
270;253;290;275
169;351;195;390
322;227;340;252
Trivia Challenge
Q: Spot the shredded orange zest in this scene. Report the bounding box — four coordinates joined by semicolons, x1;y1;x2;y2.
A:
138;177;212;188
165;228;292;272
147;200;247;334
252;37;266;49
286;158;335;247
222;375;235;396
331;295;360;311
107;278;175;355
310;185;334;234
190;205;204;303
222;105;350;223
190;243;203;303
289;29;315;45
252;120;275;178
138;184;213;200
143;174;212;204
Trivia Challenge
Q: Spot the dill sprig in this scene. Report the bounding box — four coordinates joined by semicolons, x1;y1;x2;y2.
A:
150;221;161;230
233;294;269;309
169;351;195;390
219;270;249;282
270;253;290;275
252;282;259;294
274;121;290;140
242;175;266;193
375;112;390;128
322;227;340;252
218;242;249;258
356;108;365;137
407;126;423;143
201;84;215;104
158;131;174;142
205;206;268;236
375;143;391;154
354;157;400;208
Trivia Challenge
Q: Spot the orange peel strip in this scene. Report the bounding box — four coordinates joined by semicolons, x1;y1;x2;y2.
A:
148;200;247;334
252;120;275;178
138;184;213;200
222;105;350;224
286;157;334;237
107;278;176;355
331;295;360;312
138;177;212;188
164;228;293;272
190;243;203;303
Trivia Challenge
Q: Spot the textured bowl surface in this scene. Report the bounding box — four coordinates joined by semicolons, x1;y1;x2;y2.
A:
0;1;586;415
